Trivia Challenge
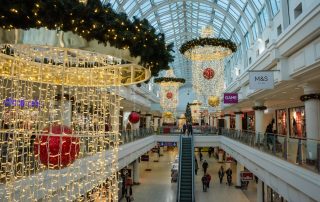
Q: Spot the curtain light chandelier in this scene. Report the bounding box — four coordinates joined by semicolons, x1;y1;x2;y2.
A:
0;44;150;201
154;70;185;123
180;26;237;107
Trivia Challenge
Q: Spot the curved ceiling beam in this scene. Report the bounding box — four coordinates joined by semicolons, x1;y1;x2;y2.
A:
146;7;244;44
149;8;241;41
125;0;253;38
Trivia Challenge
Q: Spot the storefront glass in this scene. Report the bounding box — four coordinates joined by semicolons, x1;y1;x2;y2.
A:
276;109;287;135
289;107;305;137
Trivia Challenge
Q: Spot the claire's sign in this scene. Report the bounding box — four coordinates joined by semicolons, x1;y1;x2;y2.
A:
224;93;238;104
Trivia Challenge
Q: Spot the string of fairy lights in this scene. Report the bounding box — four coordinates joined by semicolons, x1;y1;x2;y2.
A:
0;44;150;201
0;0;174;77
154;70;185;123
180;26;236;109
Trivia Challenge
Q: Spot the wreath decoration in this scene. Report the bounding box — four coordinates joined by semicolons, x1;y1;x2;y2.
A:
0;0;174;77
179;37;237;55
154;77;185;84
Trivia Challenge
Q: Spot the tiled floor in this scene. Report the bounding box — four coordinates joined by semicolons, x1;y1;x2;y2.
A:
121;149;257;202
195;152;257;202
121;148;178;202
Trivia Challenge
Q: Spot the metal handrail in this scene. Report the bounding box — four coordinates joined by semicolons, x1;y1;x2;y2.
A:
176;134;183;202
191;135;195;202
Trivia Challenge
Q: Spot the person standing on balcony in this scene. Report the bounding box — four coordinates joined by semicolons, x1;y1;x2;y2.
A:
182;123;187;135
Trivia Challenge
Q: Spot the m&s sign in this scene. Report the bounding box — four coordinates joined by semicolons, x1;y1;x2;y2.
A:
249;71;274;89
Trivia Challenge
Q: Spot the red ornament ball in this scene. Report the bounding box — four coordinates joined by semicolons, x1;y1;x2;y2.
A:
34;125;80;169
166;92;173;99
203;68;215;80
129;111;140;124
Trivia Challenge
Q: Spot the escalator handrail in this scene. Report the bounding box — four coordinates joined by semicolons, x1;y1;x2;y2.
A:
177;134;183;202
191;135;195;202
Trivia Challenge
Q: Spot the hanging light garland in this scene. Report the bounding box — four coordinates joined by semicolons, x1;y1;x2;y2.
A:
0;44;150;201
180;26;237;109
154;70;185;123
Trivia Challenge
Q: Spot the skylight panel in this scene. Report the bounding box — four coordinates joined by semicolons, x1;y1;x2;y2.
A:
229;5;240;20
123;0;136;12
217;0;228;10
244;4;255;24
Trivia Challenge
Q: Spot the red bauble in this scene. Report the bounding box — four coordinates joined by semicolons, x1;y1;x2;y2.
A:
34;125;80;169
166;92;173;99
129;112;140;124
203;68;215;80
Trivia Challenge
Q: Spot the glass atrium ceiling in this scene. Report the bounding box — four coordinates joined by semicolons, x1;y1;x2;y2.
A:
103;0;277;84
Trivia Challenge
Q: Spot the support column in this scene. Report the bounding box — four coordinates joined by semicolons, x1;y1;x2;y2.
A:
146;114;152;129
253;101;266;143
224;114;231;129
159;118;163;127
257;179;263;202
153;117;159;132
235;111;243;131
133;159;140;184
236;162;244;187
301;85;320;166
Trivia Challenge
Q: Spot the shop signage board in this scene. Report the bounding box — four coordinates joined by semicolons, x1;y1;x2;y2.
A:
226;156;233;163
249;71;274;89
158;142;177;147
240;171;254;181
224;93;238;104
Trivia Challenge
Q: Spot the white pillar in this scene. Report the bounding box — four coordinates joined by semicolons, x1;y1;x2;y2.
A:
303;85;320;162
257;179;263;202
159;118;163;127
214;117;219;128
146;115;152;129
133;159;140;184
224;114;230;129
235;112;243;131
254;101;265;142
153;117;159;132
236;162;244;186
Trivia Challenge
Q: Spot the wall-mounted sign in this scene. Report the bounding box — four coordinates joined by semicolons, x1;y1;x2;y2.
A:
224;93;238;104
158;142;177;147
240;171;254;181
249;71;274;89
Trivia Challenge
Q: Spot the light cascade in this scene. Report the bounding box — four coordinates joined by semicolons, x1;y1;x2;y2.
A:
180;26;236;110
154;70;185;123
0;44;150;201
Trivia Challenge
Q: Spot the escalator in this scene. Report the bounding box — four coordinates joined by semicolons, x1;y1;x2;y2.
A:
177;136;195;202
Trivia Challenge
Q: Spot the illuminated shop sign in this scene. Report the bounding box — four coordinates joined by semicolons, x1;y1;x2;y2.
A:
3;98;42;107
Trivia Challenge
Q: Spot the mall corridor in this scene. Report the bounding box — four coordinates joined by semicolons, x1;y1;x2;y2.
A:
122;149;257;202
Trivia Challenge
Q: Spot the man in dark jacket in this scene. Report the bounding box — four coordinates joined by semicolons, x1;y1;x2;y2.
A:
202;160;208;174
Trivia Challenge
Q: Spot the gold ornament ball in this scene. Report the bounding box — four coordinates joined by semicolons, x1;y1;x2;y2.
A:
208;96;220;107
163;111;173;118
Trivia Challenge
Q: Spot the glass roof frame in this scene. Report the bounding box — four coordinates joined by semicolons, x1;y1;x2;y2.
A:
103;0;273;81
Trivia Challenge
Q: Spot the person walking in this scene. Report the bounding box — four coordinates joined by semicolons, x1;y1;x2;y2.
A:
188;123;193;136
125;185;133;202
195;158;199;175
201;175;208;192
199;152;203;162
205;173;211;188
218;166;225;184
208;147;212;158
182;123;187;135
202;160;208;174
226;167;232;186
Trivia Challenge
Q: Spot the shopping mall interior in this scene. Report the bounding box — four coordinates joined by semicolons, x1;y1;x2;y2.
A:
0;0;319;201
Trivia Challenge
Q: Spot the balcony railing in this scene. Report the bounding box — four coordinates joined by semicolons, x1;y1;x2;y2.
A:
221;128;320;173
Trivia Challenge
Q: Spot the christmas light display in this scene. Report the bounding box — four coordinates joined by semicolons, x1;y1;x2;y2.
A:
0;44;150;201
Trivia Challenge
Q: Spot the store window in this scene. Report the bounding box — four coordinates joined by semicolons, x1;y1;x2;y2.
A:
276;109;287;135
289;107;305;137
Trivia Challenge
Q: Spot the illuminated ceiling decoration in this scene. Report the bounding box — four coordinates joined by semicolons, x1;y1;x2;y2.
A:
154;70;185;122
180;26;236;109
0;44;150;201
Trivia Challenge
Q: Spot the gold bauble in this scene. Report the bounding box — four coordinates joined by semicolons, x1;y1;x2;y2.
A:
208;96;220;107
163;111;173;118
